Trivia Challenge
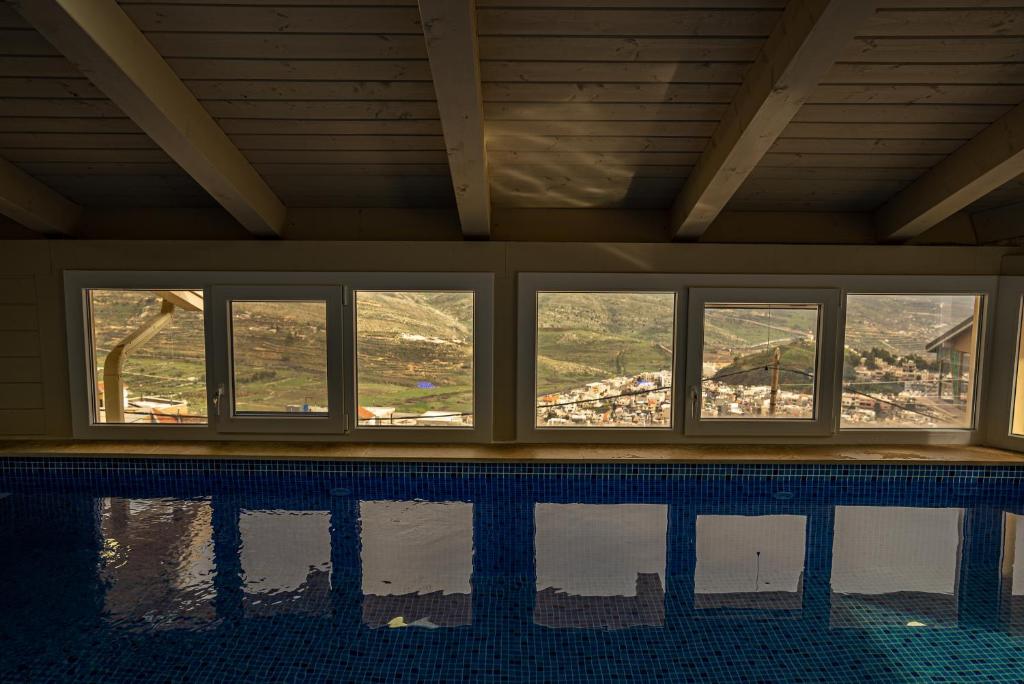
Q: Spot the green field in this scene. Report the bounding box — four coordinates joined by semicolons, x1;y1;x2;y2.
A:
536;292;674;396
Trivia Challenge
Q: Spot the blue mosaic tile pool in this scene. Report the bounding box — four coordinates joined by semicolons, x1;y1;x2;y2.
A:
3;458;1024;682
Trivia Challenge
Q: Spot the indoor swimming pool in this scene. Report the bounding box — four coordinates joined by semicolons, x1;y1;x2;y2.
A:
2;459;1024;683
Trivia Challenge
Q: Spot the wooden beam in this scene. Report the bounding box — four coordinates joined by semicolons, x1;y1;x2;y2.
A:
876;102;1024;241
669;0;880;241
418;0;490;238
971;200;1024;245
153;289;203;312
13;0;286;237
0;155;79;235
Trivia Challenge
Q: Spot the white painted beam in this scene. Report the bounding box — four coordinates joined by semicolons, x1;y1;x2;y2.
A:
0;155;79;235
670;0;879;241
13;0;286;237
418;0;490;238
877;102;1024;242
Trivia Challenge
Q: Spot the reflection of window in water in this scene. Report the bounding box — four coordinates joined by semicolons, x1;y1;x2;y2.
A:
240;510;331;616
534;504;667;629
695;515;806;613
100;498;215;630
360;501;473;628
1001;513;1024;633
831;506;963;628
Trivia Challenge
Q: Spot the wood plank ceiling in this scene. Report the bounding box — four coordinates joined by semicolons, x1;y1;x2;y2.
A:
0;0;1023;237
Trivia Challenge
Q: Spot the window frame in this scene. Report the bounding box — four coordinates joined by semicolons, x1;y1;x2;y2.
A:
684;287;841;437
65;271;216;439
64;271;493;442
982;276;1024;450
346;272;493;444
839;285;991;436
517;273;687;444
211;284;345;435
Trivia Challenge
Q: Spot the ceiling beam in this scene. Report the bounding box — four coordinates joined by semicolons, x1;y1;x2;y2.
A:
0;155;80;236
971;200;1024;245
13;0;286;238
669;0;880;241
876;102;1024;242
418;0;491;239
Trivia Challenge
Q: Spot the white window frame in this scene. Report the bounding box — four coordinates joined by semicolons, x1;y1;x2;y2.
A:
838;282;992;439
685;288;841;437
65;271;216;439
517;273;686;444
983;276;1024;450
64;271;493;442
518;274;996;446
211;284;345;434
347;272;493;444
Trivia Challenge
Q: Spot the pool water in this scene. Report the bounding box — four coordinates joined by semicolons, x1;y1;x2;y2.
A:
2;459;1024;683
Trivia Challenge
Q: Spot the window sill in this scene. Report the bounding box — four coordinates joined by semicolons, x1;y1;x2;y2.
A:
0;440;1021;465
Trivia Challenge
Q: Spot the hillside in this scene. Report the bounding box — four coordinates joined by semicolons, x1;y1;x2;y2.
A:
710;340;818;394
89;289;475;418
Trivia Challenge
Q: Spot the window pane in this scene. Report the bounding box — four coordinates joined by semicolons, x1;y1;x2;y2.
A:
355;291;474;427
535;292;675;428
88;289;207;424
1013;303;1024;436
230;300;328;414
841;294;981;429
700;304;819;419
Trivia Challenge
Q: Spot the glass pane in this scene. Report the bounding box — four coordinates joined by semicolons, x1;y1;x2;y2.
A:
1013;303;1024;436
355;291;474;427
700;304;819;419
841;294;981;429
87;289;207;424
535;292;675;428
230;300;328;414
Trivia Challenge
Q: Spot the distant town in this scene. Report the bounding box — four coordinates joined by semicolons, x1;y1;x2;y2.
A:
535;347;972;429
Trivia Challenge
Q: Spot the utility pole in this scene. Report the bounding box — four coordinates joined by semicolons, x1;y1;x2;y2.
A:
769;346;781;416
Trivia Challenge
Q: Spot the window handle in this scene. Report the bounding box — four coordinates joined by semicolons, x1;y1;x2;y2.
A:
690;385;699;419
212;384;225;417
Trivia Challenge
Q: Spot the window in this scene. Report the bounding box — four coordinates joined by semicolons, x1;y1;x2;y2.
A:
1012;301;1024;437
533;291;676;429
699;304;819;420
355;291;474;428
86;289;207;425
68;272;492;440
212;285;344;434
841;294;983;429
685;288;839;436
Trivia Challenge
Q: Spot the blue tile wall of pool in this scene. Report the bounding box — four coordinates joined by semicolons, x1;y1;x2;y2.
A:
3;458;1024;683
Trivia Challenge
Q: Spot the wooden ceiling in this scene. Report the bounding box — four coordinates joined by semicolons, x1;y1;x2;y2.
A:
0;0;1023;241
